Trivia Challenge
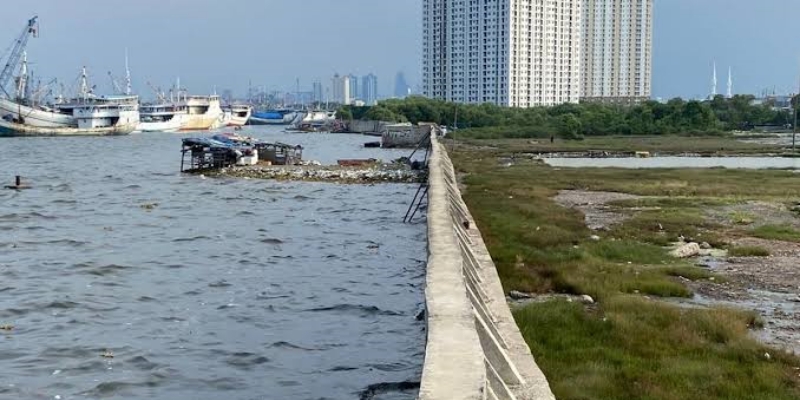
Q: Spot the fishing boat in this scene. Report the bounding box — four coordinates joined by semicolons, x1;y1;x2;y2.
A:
224;104;252;127
285;110;337;132
0;17;76;128
0;17;140;136
1;92;140;137
179;94;225;131
249;109;298;125
137;103;187;132
0;115;136;137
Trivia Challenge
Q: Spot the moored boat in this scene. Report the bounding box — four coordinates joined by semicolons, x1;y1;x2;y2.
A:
0;17;140;136
137;103;187;132
179;94;225;131
0;17;80;129
249;109;298;125
224;104;252;127
0;117;136;137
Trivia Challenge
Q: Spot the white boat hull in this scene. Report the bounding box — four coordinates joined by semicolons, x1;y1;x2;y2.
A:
0;119;136;137
179;96;224;131
226;105;252;127
227;113;251;127
137;118;183;133
0;98;76;128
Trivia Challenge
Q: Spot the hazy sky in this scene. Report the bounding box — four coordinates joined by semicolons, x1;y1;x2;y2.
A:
0;0;421;99
653;0;800;100
0;0;798;101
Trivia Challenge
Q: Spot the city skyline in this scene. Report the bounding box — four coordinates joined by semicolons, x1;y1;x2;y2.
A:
0;1;799;101
0;1;420;100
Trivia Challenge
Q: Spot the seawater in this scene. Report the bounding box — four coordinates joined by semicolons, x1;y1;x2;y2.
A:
0;128;426;400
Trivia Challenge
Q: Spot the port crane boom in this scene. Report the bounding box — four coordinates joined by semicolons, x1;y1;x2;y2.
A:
0;16;38;98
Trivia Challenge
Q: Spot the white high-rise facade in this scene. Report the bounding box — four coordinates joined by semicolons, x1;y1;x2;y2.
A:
332;74;351;105
581;0;652;103
422;0;582;107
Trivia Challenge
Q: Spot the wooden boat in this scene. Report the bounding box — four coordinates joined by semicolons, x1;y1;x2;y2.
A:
0;118;136;137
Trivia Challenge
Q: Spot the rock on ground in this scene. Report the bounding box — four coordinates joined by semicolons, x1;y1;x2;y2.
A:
670;242;701;258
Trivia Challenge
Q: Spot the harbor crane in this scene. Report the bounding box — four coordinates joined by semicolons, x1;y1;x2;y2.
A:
146;81;167;103
0;16;38;98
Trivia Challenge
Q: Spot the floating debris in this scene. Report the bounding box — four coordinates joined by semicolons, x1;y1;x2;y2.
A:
139;203;158;211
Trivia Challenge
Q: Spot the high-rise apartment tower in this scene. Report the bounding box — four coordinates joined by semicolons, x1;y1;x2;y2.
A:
422;0;582;107
581;0;653;103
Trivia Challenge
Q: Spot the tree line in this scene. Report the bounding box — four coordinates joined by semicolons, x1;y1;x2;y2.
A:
337;95;794;139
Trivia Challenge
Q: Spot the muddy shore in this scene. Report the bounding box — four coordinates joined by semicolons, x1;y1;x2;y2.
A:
553;190;800;354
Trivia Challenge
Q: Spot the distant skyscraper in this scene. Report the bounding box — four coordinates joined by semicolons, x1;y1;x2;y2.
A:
394;72;410;99
312;81;323;103
422;0;582;107
348;74;360;101
362;73;378;105
332;74;351;105
581;0;653;103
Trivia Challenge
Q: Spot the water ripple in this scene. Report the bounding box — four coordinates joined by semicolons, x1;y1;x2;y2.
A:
0;129;425;400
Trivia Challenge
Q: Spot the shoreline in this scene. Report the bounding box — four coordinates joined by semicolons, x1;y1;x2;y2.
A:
206;164;425;184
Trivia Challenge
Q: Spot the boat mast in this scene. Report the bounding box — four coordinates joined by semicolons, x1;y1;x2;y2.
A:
16;51;28;100
0;16;38;98
79;66;90;99
124;48;132;96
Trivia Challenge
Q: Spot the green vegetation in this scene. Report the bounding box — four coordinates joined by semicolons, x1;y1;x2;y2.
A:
728;245;771;257
453;149;800;400
455;135;782;155
343;95;793;139
515;299;795;400
730;211;756;225
752;224;800;242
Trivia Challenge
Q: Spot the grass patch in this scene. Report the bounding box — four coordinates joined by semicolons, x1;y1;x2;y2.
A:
459;135;784;155
730;211;756;225
659;265;719;281
453;143;800;400
752;224;800;242
612;208;722;247
610;196;737;209
514;299;799;400
728;245;771;257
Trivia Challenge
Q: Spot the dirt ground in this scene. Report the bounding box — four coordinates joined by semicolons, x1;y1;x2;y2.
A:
554;191;800;355
688;237;800;354
553;190;643;231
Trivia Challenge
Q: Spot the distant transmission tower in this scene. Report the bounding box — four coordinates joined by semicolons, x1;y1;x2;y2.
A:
727;67;733;98
711;61;718;99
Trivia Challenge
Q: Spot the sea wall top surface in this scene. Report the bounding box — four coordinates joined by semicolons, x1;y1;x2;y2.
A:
420;132;556;400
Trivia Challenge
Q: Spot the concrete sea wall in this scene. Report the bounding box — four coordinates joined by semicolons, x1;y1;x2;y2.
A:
420;134;556;400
